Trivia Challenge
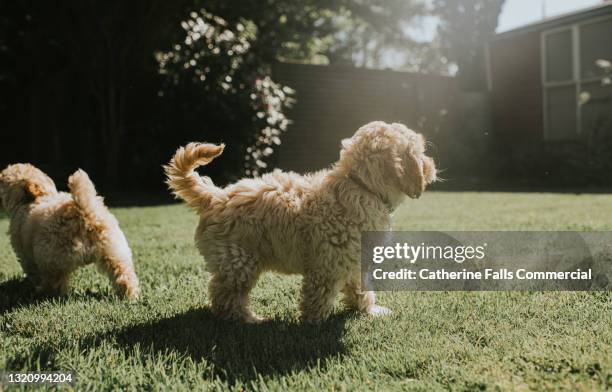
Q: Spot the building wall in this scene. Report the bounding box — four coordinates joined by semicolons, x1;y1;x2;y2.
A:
272;62;456;173
489;31;543;146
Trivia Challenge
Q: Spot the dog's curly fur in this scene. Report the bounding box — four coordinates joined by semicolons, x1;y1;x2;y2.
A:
165;121;436;322
0;164;139;299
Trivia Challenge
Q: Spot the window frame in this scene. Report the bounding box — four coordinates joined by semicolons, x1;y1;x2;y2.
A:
541;14;612;141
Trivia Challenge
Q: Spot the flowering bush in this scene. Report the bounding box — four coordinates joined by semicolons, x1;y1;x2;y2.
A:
157;10;294;177
578;59;611;105
564;58;612;185
596;59;611;84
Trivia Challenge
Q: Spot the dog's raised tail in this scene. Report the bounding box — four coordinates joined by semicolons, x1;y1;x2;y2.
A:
68;169;107;229
164;143;225;215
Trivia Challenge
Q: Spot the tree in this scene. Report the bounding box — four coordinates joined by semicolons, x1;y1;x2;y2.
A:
0;0;190;187
433;0;505;90
320;0;428;68
1;0;435;189
199;0;428;68
157;9;294;178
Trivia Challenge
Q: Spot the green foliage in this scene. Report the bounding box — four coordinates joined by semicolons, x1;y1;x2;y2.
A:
0;0;439;188
1;193;611;390
200;0;428;68
320;0;428;68
595;59;612;81
0;1;191;187
576;59;612;183
157;10;295;176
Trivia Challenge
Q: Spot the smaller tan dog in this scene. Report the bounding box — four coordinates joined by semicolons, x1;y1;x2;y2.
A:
0;164;139;299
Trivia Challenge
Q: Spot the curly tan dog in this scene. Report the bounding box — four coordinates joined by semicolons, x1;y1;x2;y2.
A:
165;121;436;322
0;164;139;299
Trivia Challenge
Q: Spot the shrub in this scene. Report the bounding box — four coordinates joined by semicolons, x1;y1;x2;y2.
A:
157;9;294;179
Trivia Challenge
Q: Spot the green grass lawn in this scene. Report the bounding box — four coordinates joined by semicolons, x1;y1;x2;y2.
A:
0;192;611;391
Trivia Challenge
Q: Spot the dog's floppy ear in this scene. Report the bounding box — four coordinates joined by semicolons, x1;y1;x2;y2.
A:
395;148;425;199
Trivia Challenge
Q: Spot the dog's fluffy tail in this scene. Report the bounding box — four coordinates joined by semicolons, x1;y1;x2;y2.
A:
164;143;226;215
68;169;107;229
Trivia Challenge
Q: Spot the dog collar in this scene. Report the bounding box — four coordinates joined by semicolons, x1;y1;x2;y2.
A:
347;173;394;213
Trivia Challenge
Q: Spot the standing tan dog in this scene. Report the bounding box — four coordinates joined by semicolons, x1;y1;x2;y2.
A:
165;121;436;322
0;164;139;298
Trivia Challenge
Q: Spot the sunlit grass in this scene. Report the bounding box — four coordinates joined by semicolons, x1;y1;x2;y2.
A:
0;192;610;390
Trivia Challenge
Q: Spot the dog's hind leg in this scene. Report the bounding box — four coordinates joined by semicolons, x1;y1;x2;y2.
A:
299;271;344;323
342;279;391;317
17;256;42;288
98;253;140;300
207;245;263;323
38;271;71;296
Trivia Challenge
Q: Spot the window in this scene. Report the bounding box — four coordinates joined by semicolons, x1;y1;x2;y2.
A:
545;30;573;83
542;16;612;141
580;19;612;79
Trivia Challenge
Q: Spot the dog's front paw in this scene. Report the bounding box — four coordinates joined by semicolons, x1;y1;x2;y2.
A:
126;287;140;300
299;313;325;324
366;305;392;317
117;283;140;300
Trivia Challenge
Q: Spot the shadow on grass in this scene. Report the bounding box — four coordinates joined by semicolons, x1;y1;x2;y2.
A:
112;308;350;383
0;276;110;316
4;308;351;384
0;276;42;315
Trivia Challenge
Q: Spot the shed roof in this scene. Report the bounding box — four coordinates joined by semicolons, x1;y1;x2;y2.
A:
493;2;612;41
